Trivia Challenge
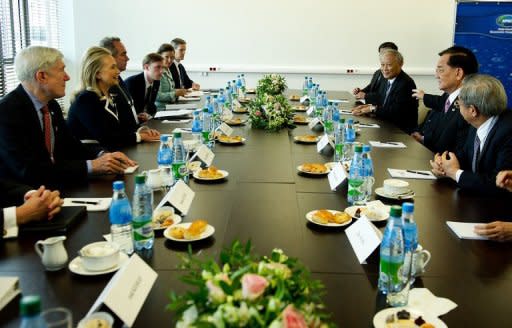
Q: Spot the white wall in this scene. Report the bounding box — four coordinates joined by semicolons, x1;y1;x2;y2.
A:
60;0;458;107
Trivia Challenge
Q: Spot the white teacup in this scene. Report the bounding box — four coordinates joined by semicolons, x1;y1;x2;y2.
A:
145;168;163;189
79;242;119;272
383;179;410;195
78;312;114;328
411;245;431;276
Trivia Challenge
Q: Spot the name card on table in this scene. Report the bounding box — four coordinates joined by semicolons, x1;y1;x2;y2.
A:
346;216;383;264
328;162;347;190
222;109;234;121
300;95;310;104
317;134;334;153
308;117;322;130
87;254;157;327
232;99;242;109
218;123;233;136
193;144;215;167
306;106;315;116
156;180;195;215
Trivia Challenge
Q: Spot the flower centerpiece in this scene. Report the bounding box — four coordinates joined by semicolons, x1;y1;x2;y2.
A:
248;74;294;131
168;241;335;327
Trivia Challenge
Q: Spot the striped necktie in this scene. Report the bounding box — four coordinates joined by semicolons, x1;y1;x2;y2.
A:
444;98;451;113
472;135;480;173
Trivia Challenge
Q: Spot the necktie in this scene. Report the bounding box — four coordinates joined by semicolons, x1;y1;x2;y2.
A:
178;64;185;89
144;85;152;111
444;98;451;113
383;81;392;105
40;105;54;162
472;135;481;173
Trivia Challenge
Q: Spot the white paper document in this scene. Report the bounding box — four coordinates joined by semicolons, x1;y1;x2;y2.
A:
63;198;112;212
124;165;139;174
164;103;198;110
178;96;200;101
346;216;382;264
0;277;20;311
155;109;194;119
387;168;437;180
328;98;350;103
446;221;489;240
369;141;407;148
186;90;204;97
163;119;191;124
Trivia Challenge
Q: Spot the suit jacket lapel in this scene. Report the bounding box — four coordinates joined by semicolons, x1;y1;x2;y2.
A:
478;115;500;162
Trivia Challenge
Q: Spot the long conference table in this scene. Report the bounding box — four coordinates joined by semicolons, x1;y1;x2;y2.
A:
1;90;512;327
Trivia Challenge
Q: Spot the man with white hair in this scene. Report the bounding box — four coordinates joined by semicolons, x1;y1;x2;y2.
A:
0;46;136;188
430;74;512;194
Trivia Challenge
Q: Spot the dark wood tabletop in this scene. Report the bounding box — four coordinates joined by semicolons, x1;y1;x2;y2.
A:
1;90;512;327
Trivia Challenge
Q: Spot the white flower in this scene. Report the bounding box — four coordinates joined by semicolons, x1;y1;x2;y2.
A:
206;280;226;304
176;304;198;328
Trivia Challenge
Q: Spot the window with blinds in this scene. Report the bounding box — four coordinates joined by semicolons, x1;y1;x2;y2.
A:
0;0;61;97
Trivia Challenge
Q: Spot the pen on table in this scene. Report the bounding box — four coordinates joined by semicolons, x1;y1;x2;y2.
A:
380;141;400;145
406;170;430;176
71;200;99;205
358;123;375;127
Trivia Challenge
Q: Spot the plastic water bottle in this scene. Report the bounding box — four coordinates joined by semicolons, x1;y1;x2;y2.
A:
302;76;308;95
323;101;334;137
348;145;365;205
109;181;134;254
307;77;313;89
172;132;188;183
334;118;345;162
132;175;154;250
241;73;246;88
202;107;214;148
362;144;375;202
315;91;324;118
402;202;418;284
191;111;203;145
379;206;408;307
20;295;46;328
343;119;356;162
236;75;245;98
231;79;237;100
333;102;340;132
157;135;173;189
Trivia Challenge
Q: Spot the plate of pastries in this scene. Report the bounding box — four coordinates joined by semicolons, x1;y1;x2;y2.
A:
164;220;214;242
293;115;310;125
223;117;246;126
193;166;229;181
294;135;320;143
217;135;246;144
305;209;352;227
297;163;330;175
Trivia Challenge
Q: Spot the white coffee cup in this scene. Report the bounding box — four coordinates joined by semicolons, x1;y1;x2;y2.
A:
383;179;410;195
79;241;119;272
145;168;163;189
412;245;431;276
77;312;114;328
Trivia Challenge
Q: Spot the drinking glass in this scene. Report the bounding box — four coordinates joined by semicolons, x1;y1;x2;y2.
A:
41;307;72;328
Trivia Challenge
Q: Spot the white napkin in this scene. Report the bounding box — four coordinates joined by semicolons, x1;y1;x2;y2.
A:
163;119;191;124
369;141;407;148
63;198;112;212
388;168;437;180
124;165;139;174
446;221;489;240
408;288;458;317
178;96;200;101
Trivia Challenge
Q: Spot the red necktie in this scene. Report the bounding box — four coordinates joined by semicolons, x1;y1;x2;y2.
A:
41;105;54;162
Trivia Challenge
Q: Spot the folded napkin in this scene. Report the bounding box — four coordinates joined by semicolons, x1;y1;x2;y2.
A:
388;168;436;180
446;221;488;240
124;165;139;174
370;141;407;148
408;288;458;317
63;198;112;212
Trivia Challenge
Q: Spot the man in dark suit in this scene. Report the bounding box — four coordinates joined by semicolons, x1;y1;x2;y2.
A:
353;41;398;102
1;180;63;239
352;49;418;133
125;53;163;117
99;36;149;124
0;46;136;189
431;74;512;195
411;46;478;154
170;38;200;90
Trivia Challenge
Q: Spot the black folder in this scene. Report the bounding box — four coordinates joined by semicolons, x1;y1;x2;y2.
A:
19;206;87;234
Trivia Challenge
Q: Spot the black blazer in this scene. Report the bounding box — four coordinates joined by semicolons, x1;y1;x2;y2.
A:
170;62;193;89
0;85;96;189
0;179;31;233
366;70;418;133
456;111;512;195
68;90;138;151
420;93;469;154
110;77;140;131
363;70;385;104
124;73;160;116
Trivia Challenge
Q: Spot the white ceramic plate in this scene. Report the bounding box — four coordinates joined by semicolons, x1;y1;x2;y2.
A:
294;135;320;143
344;205;389;222
373;307;447;328
292;106;308;112
187;161;202;174
69;252;129;276
163;222;215;242
193;169;229;181
152;213;182;231
223;119;246;126
293;117;311;125
305;210;352;227
375;187;415;200
297;164;331;175
217;136;246;144
233;108;248;113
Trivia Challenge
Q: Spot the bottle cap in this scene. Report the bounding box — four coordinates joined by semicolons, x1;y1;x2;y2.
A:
135;175;146;184
160;135;168;142
113;181;124;191
354;145;363;153
389;205;402;217
362;144;371;152
402;202;414;214
340;118;345;123
173;132;182;138
348;118;354;124
202;107;209;112
20;295;41;317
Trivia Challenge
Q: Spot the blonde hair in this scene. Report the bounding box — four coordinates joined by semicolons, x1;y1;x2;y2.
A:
72;46;112;102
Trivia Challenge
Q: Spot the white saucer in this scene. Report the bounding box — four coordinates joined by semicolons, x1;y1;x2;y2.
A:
373;307;446;328
163;222;215;242
69;252;129;276
305;210;352;227
152;213;182;231
375;187;415;200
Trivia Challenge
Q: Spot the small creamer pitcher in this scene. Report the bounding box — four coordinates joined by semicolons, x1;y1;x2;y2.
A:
35;236;68;271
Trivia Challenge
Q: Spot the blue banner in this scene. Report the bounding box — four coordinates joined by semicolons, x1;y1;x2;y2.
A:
455;1;512;108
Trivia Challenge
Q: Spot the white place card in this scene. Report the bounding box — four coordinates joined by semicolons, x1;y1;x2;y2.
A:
308;117;322;130
328;162;347;190
194;144;215;167
218;123;233;136
222;109;234;121
300;95;310;104
178;96;200;101
156;180;195;215
124;165;139;174
387;168;437;180
446;221;488;240
306;106;315;116
87;254;157;327
346;216;383;264
232;99;242;109
0;277;20;311
316;134;333;153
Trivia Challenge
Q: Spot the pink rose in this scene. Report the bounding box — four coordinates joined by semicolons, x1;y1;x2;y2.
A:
282;305;308;328
255;110;262;117
241;273;268;300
